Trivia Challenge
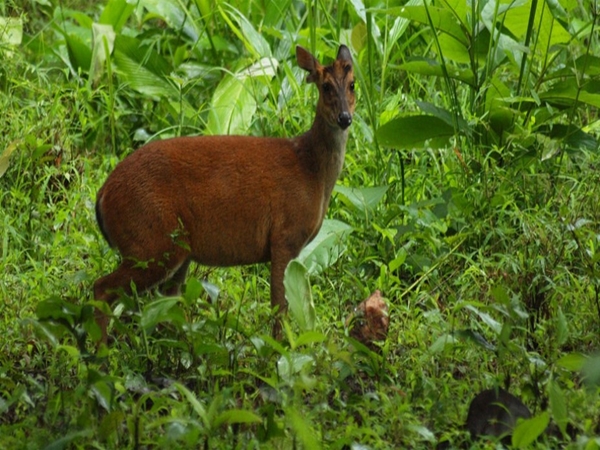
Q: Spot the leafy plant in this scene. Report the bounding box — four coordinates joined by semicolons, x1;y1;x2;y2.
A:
377;0;599;158
1;0;600;448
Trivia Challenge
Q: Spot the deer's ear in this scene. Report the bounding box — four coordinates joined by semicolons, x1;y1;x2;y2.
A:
336;45;352;64
296;46;321;84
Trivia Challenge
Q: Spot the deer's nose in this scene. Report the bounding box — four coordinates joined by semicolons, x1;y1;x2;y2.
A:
338;112;352;129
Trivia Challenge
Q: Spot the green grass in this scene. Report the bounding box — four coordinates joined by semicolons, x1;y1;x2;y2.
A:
1;0;600;448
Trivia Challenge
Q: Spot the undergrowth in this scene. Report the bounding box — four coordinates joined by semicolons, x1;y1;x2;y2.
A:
1;0;600;448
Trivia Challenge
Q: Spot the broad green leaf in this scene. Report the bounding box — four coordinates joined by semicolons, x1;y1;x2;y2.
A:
83;311;103;343
408;424;436;442
194;0;211;18
139;0;201;41
429;333;458;353
36;297;79;325
582;354;600;388
334;185;389;213
218;4;271;58
141;297;185;331
215;409;262;427
259;334;290;358
99;411;126;439
549;55;600;79
284;260;315;331
183;277;203;303
454;329;496;351
377;115;455;149
548;381;568;437
555;307;569;345
504;0;571;49
294;330;327;348
285;407;321;450
52;7;93;31
540;79;600;108
32;143;52;161
545;0;569;22
243;57;278;78
386;0;422;50
113;34;172;77
465;304;502;334
57;345;80;359
206;73;257;135
174;383;209;427
201;280;220;303
113;35;177;99
539;124;598;151
262;0;293;27
572;54;600;76
388;249;407;271
499;321;513;347
490;284;510;304
373;223;397;244
0;17;22;45
398;59;475;86
479;0;531;66
489;108;516;135
0;139;19;178
177;61;214;80
99;0;135;32
511;412;549;448
90;23;115;85
437;32;473;64
206;58;277;135
278;353;314;380
381;5;468;45
485;76;516;132
64;31;92;73
351;22;368;53
296;219;353;275
90;380;113;412
194;343;228;357
485;29;529;68
349;0;382;51
22;319;59;347
348;0;367;22
236;11;272;57
556;352;586;371
481;0;529;19
416;100;470;133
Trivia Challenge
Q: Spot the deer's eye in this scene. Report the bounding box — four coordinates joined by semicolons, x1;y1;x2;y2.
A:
322;82;332;93
349;81;355;92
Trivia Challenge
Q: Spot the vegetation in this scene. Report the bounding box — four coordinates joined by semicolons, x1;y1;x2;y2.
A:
1;0;600;448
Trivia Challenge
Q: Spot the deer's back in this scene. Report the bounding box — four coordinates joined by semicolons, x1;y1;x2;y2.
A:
96;135;326;266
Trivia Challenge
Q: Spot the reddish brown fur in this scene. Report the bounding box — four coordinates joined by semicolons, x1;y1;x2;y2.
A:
94;45;356;341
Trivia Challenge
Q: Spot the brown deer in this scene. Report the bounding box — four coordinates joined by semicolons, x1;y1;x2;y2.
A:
93;45;355;341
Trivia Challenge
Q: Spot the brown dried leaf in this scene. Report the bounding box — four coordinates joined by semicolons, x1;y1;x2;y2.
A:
346;290;389;348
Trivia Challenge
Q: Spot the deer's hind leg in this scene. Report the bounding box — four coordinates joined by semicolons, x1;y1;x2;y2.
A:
93;245;190;342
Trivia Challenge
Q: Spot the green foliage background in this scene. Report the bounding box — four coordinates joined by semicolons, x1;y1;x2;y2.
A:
1;0;600;448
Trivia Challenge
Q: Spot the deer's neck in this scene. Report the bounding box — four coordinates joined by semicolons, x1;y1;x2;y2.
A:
297;117;348;184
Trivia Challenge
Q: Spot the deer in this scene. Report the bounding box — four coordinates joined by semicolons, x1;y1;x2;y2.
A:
93;44;355;342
